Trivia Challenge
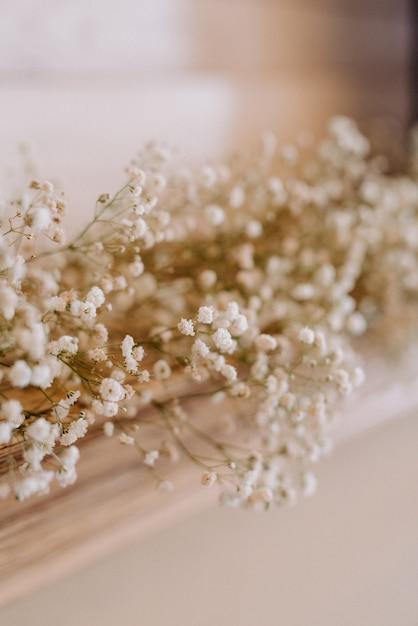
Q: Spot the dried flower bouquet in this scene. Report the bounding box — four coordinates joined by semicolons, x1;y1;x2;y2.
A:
1;117;417;508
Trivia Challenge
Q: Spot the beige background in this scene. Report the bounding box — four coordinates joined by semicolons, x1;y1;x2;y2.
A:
1;1;416;623
0;0;410;212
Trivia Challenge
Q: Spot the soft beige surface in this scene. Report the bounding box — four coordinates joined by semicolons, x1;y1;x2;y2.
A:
2;410;417;626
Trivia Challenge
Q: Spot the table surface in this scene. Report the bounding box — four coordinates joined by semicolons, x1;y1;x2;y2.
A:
1;403;417;626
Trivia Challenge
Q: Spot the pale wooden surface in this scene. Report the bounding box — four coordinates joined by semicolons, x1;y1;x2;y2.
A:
1;403;417;625
1;350;418;608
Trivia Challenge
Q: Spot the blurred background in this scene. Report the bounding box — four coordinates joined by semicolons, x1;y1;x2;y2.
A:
1;1;417;624
0;0;412;209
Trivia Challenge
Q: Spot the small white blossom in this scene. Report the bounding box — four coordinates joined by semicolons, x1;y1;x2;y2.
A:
0;284;18;320
48;335;79;356
245;220;263;238
229;185;245;208
220;364;237;382
229;314;248;336
255;334;277;352
26;417;53;444
103;421;115;437
199;269;217;289
88;347;108;362
94;323;108;343
60;445;80;467
144;450;159;466
30;206;52;231
132;346;145;362
225;301;240;321
177;318;195;336
213;328;235;353
80;301;97;321
119;432;135;445
101;401;119;417
9;360;32;388
347;312;367;335
352;366;365;387
299;326;315;344
121;335;135;358
0;399;24;427
86;286;105;307
0;422;13;444
197;306;214;324
23;446;46;469
14;471;54;500
60;418;88;446
192;338;210;358
157;480;174;493
302;472;318;497
99;378;125;402
201;471;217;487
292;283;315;300
153;359;172;380
56;465;77;487
205;204;225;226
30;363;53;388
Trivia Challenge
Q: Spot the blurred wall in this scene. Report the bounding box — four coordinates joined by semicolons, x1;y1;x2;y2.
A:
0;0;411;209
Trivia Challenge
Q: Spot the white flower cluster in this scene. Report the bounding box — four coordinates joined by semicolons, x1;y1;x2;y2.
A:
1;120;417;507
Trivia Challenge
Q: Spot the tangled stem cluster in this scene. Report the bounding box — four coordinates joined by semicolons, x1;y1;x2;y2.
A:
1;117;417;507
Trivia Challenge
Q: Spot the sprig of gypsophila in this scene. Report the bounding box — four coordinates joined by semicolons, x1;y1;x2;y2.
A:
0;119;417;507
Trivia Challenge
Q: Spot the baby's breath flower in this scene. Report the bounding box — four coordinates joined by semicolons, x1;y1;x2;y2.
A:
161;440;180;462
197;306;214;324
199;269;217;289
0;399;24;427
94;323;109;343
229;314;249;336
103;421;115;437
213;328;235;353
86;286;105;307
153;359;172;380
88;347;108;362
205;204;225;226
255;334;277;352
192;338;210;358
119;432;135;445
1;117;416;505
292;283;315;301
245;220;263;239
60;418;88;446
26;418;53;444
30;363;53;388
229;185;245;208
0;283;18;319
298;326;315;345
201;471;217;487
99;378;125;402
352;366;365;387
177;318;195;336
144;450;159;467
9;360;32;388
14;471;54;501
121;335;135;358
48;335;79;357
0;422;13;444
157;480;174;494
30;206;52;232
